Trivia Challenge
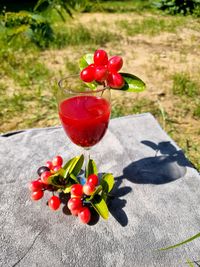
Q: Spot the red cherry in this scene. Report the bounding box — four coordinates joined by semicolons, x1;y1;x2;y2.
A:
41;171;51;184
46;161;53;170
48;196;61;210
80;65;95;83
52;156;63;167
107;72;124;89
71;209;79;216
31;190;44;201
29;180;43;192
94;49;108;66
67;198;83;211
87;174;98;186
83;182;96;196
94;65;108;82
71;184;83;197
108;56;123;72
78;207;91;224
52;165;61;172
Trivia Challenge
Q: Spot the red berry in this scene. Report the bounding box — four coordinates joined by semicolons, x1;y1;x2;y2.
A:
52;156;63;167
87;174;98;186
71;209;79;216
67;198;83;211
94;65;108;82
29;180;43;192
108;56;123;72
41;171;51;184
37;166;50;176
31;190;44;201
46;161;53;170
94;49;108;66
107;72;124;89
52;165;61;172
80;65;95;83
71;184;83;197
48;196;61;210
78;207;91;224
83;182;96;196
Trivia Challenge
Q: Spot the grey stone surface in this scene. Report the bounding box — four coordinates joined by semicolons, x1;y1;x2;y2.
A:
0;113;200;267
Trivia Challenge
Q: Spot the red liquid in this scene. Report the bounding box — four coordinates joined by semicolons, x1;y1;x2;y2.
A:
59;95;111;147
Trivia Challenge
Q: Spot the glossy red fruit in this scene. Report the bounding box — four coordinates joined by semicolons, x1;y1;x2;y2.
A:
46;161;53;170
78;207;91;224
87;174;98;186
71;209;79;216
41;171;51;184
80;65;95;83
52;156;63;167
67;198;83;211
71;184;83;197
48;196;61;211
94;49;108;66
52;165;61;172
107;72;124;89
108;56;123;72
31;190;44;201
29;180;43;192
94;66;108;82
83;182;96;196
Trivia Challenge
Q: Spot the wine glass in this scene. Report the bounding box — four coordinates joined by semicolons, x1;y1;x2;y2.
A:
57;75;111;171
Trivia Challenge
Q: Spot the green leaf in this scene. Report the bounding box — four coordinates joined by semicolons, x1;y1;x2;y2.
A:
120;73;146;92
47;173;63;188
88;185;102;201
70;173;79;183
63;184;72;194
63;155;84;179
79;53;93;70
86;159;98;178
159;232;200;251
100;173;114;194
69;154;84;177
91;195;109;219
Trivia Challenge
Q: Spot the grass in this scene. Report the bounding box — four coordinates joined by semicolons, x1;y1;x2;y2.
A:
172;73;199;97
87;0;152;13
117;16;185;36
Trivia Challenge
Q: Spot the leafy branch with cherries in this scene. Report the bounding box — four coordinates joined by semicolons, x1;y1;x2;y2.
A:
29;155;114;224
79;49;146;92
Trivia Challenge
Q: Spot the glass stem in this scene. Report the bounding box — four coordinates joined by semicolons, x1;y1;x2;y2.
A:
83;148;90;176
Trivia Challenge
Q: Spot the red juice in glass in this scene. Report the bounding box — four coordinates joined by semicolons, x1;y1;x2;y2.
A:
59;95;111;148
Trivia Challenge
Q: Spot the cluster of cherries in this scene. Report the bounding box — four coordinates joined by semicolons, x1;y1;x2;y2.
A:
29;155;99;224
29;155;63;210
67;174;99;224
80;49;124;89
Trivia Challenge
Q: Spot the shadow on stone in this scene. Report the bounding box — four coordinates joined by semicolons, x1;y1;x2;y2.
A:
121;141;191;184
107;177;132;227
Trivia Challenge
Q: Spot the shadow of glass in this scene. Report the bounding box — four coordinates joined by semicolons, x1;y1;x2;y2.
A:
122;141;192;184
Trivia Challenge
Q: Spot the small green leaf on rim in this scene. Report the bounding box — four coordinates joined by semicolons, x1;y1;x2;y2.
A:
79;53;93;70
120;73;146;92
91;195;109;219
100;173;114;193
86;159;98;178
